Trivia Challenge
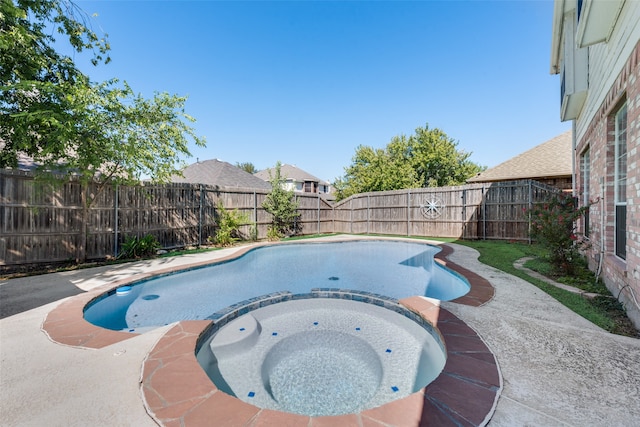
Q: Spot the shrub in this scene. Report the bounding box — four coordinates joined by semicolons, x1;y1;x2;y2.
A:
249;223;258;242
119;234;160;259
528;195;590;275
210;201;252;246
266;225;282;241
262;161;300;238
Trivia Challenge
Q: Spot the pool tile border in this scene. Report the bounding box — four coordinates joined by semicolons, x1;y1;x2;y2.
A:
435;244;495;307
197;289;448;356
40;241;499;426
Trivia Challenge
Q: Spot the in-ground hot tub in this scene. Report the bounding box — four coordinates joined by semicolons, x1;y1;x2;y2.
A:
196;292;446;417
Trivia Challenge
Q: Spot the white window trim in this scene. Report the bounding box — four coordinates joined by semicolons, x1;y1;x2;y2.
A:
581;147;590;237
614;102;627;259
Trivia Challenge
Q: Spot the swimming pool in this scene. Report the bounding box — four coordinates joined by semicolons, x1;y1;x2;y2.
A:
84;240;470;331
195;293;447;417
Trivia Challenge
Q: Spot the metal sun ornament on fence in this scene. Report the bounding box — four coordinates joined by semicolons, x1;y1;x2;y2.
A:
420;197;445;219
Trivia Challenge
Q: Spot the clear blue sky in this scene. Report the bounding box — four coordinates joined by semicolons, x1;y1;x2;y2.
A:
73;0;570;182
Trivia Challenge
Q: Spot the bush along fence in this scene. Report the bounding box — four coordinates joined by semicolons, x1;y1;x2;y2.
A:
0;169;559;268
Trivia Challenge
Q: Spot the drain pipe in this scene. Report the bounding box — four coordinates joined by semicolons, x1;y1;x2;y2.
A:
616;284;640;313
595;177;605;282
593;179;640;314
572;121;577;198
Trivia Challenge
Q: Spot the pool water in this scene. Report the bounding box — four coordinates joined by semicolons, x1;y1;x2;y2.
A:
196;298;447;416
84;240;469;331
262;331;381;416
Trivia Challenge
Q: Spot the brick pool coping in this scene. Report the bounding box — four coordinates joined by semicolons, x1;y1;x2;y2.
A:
42;241;500;426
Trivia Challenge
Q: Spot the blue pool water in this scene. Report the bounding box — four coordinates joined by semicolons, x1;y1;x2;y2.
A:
84;240;469;331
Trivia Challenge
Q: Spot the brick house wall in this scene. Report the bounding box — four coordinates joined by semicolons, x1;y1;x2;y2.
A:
575;40;640;328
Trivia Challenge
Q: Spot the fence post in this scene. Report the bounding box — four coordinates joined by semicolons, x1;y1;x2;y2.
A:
528;180;533;244
350;199;353;234
253;190;257;222
482;185;487;240
294;194;298;233
317;194;321;235
407;190;411;236
367;194;370;234
114;183;119;258
199;184;203;246
461;189;466;240
332;200;335;234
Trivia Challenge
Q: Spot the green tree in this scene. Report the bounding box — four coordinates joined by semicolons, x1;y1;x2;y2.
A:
262;161;300;239
236;162;257;174
334;145;419;200
334;124;484;200
407;125;483;187
1;0;206;261
1;0;111;167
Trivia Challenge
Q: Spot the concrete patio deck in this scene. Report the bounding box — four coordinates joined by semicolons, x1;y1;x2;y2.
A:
1;236;639;426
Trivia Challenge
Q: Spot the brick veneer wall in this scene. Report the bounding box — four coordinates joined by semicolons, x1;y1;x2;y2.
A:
576;41;640;328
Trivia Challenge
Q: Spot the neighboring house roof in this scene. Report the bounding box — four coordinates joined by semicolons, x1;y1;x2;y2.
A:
14;152;38;172
173;159;272;190
468;131;572;183
9;152;112;177
254;164;330;186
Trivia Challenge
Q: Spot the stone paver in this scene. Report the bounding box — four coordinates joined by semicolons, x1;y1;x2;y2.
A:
140;297;499;427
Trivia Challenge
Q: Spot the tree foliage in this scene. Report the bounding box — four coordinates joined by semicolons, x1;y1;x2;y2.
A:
236;162;257;174
1;0;206;261
528;195;591;275
333;145;420;200
1;0;205;182
334;124;485;200
1;0;111;167
262;161;300;239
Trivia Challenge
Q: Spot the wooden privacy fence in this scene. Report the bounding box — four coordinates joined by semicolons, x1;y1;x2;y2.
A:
332;181;560;240
0;169;559;268
0;170;334;267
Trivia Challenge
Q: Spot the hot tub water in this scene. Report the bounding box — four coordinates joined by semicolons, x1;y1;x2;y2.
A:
197;298;446;417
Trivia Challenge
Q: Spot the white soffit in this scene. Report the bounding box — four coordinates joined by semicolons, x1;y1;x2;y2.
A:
576;0;625;47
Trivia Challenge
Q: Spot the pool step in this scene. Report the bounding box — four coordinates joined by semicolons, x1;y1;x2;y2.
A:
210;314;262;358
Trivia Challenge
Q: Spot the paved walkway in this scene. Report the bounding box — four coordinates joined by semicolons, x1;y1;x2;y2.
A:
1;236;639;426
513;257;601;299
442;245;640;426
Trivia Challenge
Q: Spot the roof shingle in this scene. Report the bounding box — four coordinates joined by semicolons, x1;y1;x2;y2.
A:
172;159;272;190
468;131;572;183
254;164;329;185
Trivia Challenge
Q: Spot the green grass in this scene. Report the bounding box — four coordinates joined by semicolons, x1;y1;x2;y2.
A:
523;257;609;294
360;234;459;243
456;239;637;337
281;233;340;241
157;246;222;258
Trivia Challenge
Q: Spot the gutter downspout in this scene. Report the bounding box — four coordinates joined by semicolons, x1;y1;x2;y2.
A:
596;177;605;280
550;0;566;74
572;121;577;198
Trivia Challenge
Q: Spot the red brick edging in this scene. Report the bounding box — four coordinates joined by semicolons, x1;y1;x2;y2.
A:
141;297;500;426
